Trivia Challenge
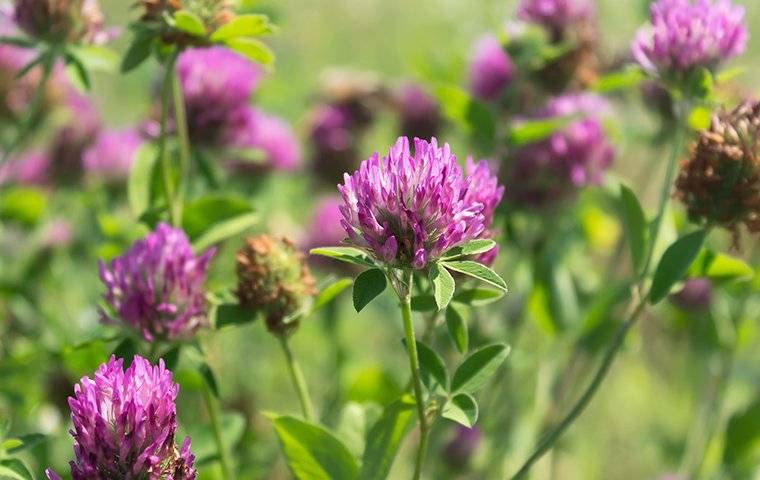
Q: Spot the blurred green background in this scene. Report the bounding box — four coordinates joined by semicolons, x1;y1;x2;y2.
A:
3;0;760;479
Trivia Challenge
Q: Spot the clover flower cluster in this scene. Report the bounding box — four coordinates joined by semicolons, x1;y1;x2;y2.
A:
676;101;760;234
176;46;300;171
338;136;502;269
504;93;615;208
99;223;215;342
46;355;196;480
632;0;747;76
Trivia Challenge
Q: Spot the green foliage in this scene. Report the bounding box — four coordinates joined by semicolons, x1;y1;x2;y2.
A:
450;343;510;395
413;340;448;394
429;263;455;311
440;261;507;292
352;268;388;312
619;184;647;273
310;247;375;268
649;229;708;304
441;392;478;428
0;187;47;226
445;303;469;354
359;396;417;480
434;85;496;151
269;415;359;480
723;398;760;472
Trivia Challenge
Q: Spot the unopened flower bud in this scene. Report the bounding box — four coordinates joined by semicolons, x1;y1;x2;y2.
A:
236;235;316;336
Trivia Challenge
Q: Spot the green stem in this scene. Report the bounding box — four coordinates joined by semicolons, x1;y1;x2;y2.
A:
158;50;180;226
1;48;58;164
511;299;647;479
400;288;429;480
511;109;690;480
171;69;191;224
639;118;688;281
279;335;315;421
202;383;234;478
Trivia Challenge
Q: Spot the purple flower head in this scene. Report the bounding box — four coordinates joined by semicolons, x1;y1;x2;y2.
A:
505;93;615;208
395;83;442;141
83;127;143;182
465;158;504;265
469;35;514;102
517;0;593;30
443;426;482;470
632;0;747;76
339;137;501;269
231;108;301;172
45;355;196;480
177;46;262;147
99;223;215;342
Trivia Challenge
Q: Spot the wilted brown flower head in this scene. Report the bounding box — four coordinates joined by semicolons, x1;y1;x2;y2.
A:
14;0;112;44
140;0;234;45
236;235;316;336
676;101;760;235
533;18;599;93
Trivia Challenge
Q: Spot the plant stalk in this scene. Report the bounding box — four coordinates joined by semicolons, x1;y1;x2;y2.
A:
202;382;234;479
158;49;180;226
279;335;315;421
171;69;191;224
511;108;690;479
400;287;429;480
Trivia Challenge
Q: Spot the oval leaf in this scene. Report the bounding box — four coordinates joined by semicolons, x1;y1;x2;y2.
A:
441;260;507;292
441;393;478;428
450;343;511;394
0;459;33;480
352;268;387;312
311;278;353;313
191;212;258;253
413;341;448;393
127;142;158;218
452;288;504;306
445;304;469;354
441;239;496;260
225;37;274;66
649;229;708;304
210;14;274;41
310;247;374;268
270;415;359;480
359;396;417;480
620;184;647;273
174;10;206;36
429;263;455;311
214;303;255;329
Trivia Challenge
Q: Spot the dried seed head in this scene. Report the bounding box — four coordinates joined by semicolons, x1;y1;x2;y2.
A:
236;235;316;336
676;101;760;235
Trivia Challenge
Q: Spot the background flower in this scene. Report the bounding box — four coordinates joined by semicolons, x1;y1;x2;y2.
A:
99;223;215;342
632;0;747;75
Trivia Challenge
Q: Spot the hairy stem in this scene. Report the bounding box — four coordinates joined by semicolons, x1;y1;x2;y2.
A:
400;283;429;480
